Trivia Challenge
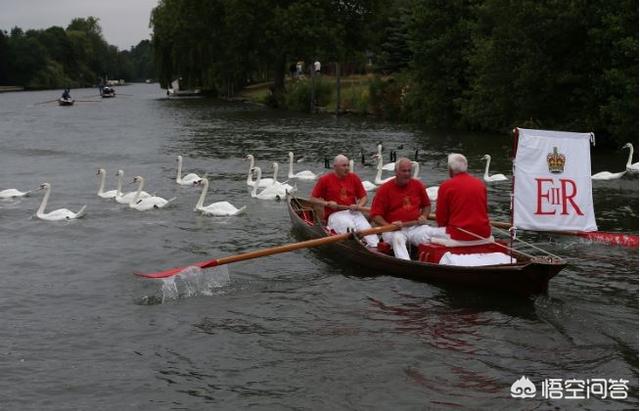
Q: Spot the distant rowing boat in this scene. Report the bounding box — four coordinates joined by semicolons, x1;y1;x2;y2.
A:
58;97;74;106
167;78;202;97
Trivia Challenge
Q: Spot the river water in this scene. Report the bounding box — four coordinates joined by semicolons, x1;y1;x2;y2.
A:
0;83;637;410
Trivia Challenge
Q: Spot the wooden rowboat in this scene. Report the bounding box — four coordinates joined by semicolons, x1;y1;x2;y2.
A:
287;197;566;295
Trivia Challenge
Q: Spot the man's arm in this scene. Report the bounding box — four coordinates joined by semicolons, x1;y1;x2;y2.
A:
419;204;431;224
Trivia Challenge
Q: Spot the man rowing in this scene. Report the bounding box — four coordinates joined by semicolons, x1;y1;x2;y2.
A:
370;157;447;260
310;154;379;248
436;153;491;241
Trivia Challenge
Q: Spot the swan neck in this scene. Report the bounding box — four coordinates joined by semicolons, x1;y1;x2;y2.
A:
176;157;183;182
116;173;123;195
288;155;294;178
252;169;261;196
483;157;490;177
97;172;106;194
273;163;279;182
626;146;634;167
412;163;420;179
37;187;50;215
196;179;208;208
132;179;144;205
247;158;255;184
374;157;383;182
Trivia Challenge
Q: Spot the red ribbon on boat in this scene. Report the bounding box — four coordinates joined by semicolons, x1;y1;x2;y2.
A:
574;231;639;248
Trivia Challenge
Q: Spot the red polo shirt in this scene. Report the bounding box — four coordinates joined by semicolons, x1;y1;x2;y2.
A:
370;179;430;222
436;172;491;240
311;172;366;217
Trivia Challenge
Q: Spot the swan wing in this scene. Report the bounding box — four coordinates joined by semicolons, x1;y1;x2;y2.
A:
98;189;118;199
592;171;626;180
293;170;317;180
202;202;247;216
381;162;395;171
39;207;84;221
362;181;377;191
0;188;29;198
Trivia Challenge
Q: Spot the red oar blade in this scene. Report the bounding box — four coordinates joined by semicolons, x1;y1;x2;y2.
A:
134;258;219;279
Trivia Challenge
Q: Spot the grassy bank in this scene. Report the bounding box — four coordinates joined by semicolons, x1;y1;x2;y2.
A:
237;74;382;115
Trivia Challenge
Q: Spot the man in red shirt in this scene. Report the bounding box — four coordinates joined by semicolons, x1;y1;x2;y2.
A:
436;153;491;240
311;154;379;247
370;158;447;260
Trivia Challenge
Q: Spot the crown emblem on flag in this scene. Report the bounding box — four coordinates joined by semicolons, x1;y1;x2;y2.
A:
547;146;565;174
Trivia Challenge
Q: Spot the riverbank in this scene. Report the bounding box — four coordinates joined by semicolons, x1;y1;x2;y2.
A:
0;86;24;93
237;74;378;116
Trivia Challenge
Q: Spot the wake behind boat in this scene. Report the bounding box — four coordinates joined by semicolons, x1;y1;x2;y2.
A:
287;196;566;296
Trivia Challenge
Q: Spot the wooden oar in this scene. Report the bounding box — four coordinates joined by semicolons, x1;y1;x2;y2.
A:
134;221;417;279
34;99;59;105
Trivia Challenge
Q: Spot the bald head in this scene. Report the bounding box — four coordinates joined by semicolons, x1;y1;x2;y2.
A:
333;154;350;177
394;157;413;186
395;157;412;172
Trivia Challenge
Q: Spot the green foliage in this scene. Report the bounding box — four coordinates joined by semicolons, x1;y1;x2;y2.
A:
1;17;155;89
368;75;410;120
284;78;333;112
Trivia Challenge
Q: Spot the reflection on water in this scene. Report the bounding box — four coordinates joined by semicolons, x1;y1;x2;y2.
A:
0;84;637;409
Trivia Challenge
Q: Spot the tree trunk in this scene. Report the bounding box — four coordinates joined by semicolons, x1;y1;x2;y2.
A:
273;53;286;93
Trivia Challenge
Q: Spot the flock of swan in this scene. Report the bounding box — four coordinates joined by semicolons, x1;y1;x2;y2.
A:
2;143;637;221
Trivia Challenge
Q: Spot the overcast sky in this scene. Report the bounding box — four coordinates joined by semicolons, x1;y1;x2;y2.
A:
0;0;159;50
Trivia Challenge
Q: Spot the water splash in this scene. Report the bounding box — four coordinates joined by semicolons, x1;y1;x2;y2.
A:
138;265;230;304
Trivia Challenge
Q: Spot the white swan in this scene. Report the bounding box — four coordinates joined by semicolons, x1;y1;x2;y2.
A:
373;154;395;185
288;152;317;180
481;154;508;182
591;169;627;180
194;177;246;216
349;159;377;191
376;144;395;171
411;162;439;201
623;143;639;174
251;167;291;200
0;188;32;199
245;154;274;187
36;183;86;221
271;162;296;192
96;169;118;199
114;170;151;204
176;155;201;185
129;176;176;211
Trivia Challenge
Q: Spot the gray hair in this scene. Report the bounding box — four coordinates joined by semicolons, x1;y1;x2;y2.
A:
447;153;468;173
394;157;412;171
334;154;349;165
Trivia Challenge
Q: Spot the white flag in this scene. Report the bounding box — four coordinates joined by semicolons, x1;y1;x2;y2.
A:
513;128;597;232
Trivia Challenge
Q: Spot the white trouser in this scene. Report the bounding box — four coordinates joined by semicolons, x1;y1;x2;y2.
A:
327;210;379;247
382;225;449;260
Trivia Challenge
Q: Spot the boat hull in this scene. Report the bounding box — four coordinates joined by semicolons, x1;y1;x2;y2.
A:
287;197;565;296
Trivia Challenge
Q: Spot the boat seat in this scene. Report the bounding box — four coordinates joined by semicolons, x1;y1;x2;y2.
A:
430;236;495;247
418;241;509;264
